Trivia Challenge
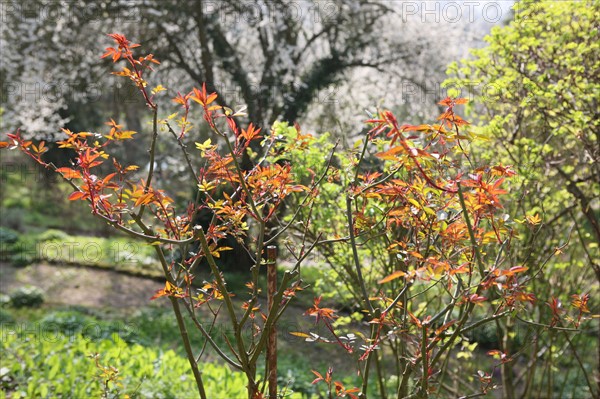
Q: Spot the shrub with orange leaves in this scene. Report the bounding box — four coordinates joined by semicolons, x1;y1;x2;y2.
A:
2;32;593;399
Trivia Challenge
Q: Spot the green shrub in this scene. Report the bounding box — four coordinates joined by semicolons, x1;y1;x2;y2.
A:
40;310;92;330
0;294;10;308
0;227;19;244
8;286;45;308
0;308;14;324
34;233;160;277
467;322;499;349
8;253;35;268
0;227;20;263
36;229;70;242
3;228;162;276
39;310;139;345
7;234;39;267
0;207;25;232
0;332;260;398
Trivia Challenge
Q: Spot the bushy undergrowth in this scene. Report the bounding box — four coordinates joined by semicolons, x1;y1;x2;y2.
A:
7;286;45;308
0;331;251;398
3;229;160;277
0;307;322;398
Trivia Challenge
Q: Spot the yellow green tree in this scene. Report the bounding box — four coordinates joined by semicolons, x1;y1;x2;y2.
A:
445;1;599;397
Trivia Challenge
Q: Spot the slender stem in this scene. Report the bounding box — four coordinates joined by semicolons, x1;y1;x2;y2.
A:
249;269;296;366
266;246;278;399
361;319;377;396
358;165;403;195
456;182;485;277
346;195;375;314
195;228;242;331
168;296;207;399
562;330;597;396
421;323;429;398
353;136;370;183
138;107;159;219
166;122;201;185
374;350;387;399
195;226;253;384
101;212;196;244
145;234;206;398
194;302;221;361
514;316;581;332
222;132;261;219
497;318;515;399
238;220;267;331
459;311;511;335
181;303;243;370
429;302;476;369
384;283;411;314
398;365;412;399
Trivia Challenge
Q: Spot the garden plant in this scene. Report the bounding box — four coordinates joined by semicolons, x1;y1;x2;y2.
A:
1;24;596;399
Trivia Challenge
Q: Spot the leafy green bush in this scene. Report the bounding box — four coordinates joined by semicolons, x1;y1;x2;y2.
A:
37;233;159;277
0;308;14;324
39;310;92;333
127;307;184;348
8;252;36;268
39;310;141;346
4;228;160;276
36;229;70;242
0;207;25;232
8;286;45;308
0;332;270;398
0;295;10;308
7;234;39;267
0;227;18;244
0;227;20;263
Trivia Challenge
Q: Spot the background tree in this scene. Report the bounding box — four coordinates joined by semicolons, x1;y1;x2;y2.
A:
1;0;510;140
1;0;511;270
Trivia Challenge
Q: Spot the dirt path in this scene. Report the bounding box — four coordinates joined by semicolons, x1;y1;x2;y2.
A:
0;262;166;310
